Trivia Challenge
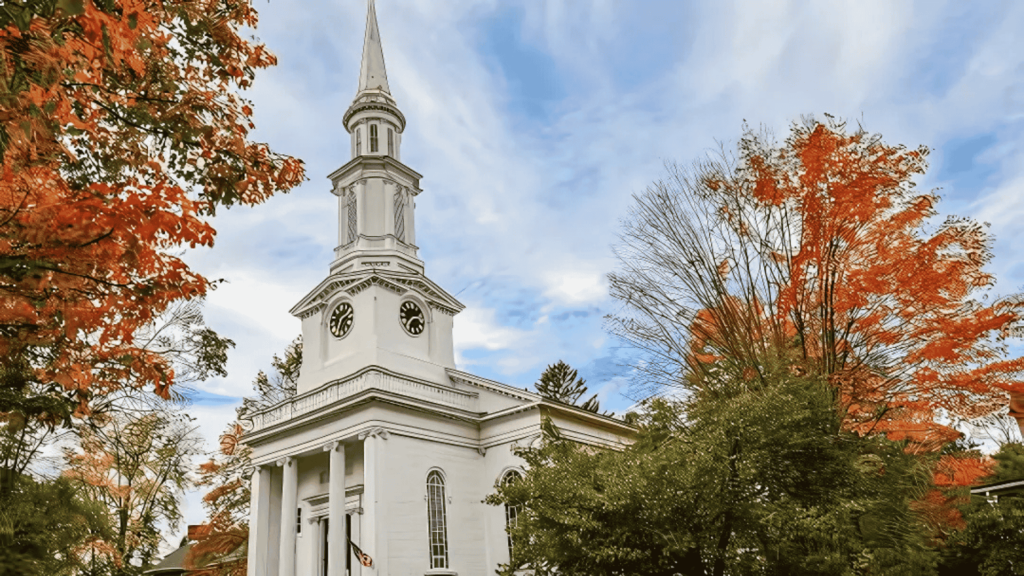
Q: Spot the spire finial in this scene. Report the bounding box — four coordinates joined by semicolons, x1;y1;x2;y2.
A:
357;0;391;95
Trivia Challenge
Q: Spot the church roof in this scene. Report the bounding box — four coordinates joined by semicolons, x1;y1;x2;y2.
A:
357;0;391;96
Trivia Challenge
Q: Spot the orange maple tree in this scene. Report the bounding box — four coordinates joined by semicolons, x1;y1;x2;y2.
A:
612;118;1024;482
732;120;1021;447
0;1;304;425
186;422;250;576
62;411;202;571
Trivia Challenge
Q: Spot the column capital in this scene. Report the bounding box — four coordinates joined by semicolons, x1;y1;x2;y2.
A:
358;426;389;441
275;456;295;468
322;439;345;452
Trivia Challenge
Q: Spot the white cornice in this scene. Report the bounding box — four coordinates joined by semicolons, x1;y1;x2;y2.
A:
290;269;465;319
478;402;541;422
537;400;637;433
446;369;541;402
327;155;422;187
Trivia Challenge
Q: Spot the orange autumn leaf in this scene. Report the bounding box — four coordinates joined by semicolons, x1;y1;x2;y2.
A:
0;0;305;424
683;120;1024;458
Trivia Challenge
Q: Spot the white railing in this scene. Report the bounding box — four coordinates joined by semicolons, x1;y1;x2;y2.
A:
248;369;477;432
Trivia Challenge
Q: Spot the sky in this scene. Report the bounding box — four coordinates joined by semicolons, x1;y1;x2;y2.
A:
171;0;1024;539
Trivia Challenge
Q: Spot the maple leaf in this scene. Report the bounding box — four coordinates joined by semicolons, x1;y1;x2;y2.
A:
0;0;305;427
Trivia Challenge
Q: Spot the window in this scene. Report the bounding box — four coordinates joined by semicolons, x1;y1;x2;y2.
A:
346;514;352;573
297;507;302;535
501;470;523;560
321;519;328;576
387;128;394;156
369;124;378;153
393;189;405;242
355;127;362;156
426;470;449;569
346;191;357;244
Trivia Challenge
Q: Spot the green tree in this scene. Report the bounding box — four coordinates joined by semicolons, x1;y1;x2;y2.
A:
988;442;1024;484
535;360;600;413
0;473;113;576
492;354;943;576
937;442;1024;576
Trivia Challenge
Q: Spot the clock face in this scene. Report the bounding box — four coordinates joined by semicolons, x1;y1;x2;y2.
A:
400;301;425;335
329;302;354;338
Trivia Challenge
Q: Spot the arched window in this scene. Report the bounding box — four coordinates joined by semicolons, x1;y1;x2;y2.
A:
346;190;357;244
355;127;362;156
369;124;379;153
387;128;394;156
426;470;449;569
501;470;523;560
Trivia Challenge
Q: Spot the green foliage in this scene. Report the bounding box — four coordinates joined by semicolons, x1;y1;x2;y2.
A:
939;496;1024;576
0;473;112;576
937;442;1024;576
491;361;941;576
238;336;301;420
63;412;202;576
990;442;1024;484
535;360;600;413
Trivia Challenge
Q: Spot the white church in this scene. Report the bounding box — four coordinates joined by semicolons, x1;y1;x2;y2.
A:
241;2;634;575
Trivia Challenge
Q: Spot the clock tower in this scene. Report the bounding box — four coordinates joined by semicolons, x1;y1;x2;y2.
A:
289;0;463;394
241;7;634;576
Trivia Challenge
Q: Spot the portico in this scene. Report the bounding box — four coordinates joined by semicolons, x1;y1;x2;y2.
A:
246;427;385;576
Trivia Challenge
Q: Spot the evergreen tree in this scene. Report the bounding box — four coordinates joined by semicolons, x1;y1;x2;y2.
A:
535;361;600;413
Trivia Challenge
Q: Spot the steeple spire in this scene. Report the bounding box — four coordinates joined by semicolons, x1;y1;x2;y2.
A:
357;0;390;95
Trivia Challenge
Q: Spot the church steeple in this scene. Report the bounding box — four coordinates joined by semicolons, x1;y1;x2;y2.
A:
290;0;463;394
332;0;418;275
357;0;390;95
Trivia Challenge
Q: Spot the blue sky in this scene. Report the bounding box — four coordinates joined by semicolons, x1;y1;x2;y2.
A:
174;0;1024;532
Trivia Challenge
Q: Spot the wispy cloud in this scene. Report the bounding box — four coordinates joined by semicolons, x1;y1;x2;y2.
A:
172;0;1024;537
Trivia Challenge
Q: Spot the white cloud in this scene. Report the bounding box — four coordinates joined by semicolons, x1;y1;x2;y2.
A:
541;268;608;306
453;306;528;356
161;0;1024;531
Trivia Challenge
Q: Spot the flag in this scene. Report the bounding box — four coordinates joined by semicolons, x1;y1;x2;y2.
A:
349;540;373;568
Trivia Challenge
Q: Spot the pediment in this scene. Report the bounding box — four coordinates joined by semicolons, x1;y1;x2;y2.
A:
290;269;465;319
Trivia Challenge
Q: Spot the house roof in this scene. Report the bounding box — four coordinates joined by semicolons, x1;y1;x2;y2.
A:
144;543;191;575
144;542;248;575
971;478;1024;497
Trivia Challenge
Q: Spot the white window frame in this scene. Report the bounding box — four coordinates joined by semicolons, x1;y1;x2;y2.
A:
500;469;523;561
425;469;450;569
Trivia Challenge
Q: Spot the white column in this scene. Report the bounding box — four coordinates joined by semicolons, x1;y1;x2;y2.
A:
358;428;388;574
325;441;346;576
247;466;272;576
278;456;298;576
